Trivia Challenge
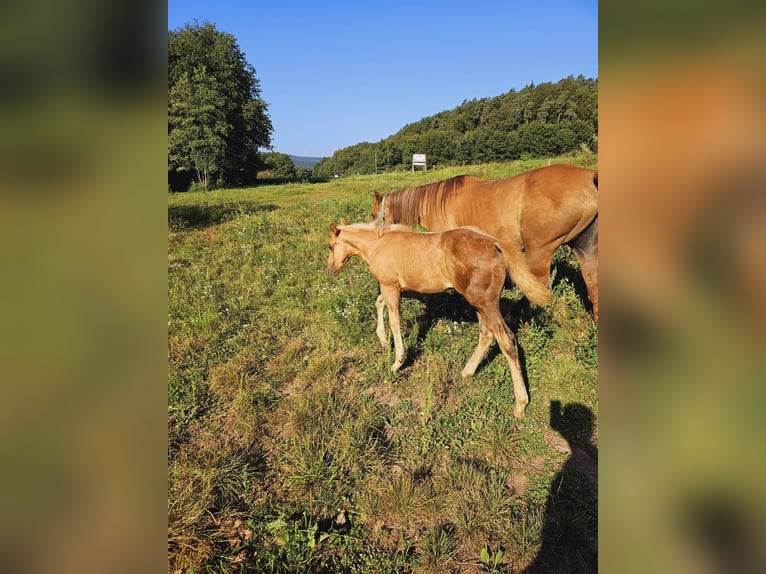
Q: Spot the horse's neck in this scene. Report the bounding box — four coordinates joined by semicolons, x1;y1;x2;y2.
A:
342;229;378;263
389;189;419;224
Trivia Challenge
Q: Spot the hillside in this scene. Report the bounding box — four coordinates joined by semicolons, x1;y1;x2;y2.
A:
314;75;597;178
288;155;325;169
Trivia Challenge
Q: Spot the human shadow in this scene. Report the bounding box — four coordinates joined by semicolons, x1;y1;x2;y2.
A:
524;401;598;573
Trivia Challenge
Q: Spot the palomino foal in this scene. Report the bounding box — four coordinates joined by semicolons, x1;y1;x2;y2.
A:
327;222;552;419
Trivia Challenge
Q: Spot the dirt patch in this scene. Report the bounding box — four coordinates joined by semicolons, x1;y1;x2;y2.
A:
506;472;529;496
544;429;572;455
365;380;402;408
525;455;547;474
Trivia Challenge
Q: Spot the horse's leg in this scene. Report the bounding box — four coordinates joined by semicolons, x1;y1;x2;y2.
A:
380;284;405;371
572;216;598;322
523;243;555;288
509;243;555;322
375;293;388;348
461;312;495;378
480;307;529;420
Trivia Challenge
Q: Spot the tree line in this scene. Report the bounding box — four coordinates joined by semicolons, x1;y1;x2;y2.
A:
313;75;597;178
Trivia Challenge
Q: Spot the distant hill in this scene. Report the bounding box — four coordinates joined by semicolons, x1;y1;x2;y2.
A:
288;155;325;169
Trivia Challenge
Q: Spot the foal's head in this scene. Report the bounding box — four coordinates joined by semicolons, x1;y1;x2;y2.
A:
327;222;357;276
371;191;384;222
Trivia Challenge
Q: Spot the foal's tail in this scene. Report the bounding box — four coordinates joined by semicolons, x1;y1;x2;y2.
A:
495;240;553;306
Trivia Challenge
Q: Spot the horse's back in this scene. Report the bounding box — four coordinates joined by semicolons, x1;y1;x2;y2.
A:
438;228;504;270
524;164;597;198
437;165;598;241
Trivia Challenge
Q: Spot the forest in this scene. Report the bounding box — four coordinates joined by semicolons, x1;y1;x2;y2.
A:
312;75;597;178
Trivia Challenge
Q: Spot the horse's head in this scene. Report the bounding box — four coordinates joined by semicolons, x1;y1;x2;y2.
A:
327;222;354;276
370;191;383;222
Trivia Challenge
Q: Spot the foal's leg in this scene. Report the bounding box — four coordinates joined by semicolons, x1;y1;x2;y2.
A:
480;307;529;420
379;284;405;371
461;312;495;378
375;293;388;348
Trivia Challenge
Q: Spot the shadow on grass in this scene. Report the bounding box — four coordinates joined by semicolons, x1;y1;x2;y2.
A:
524;401;598;573
551;250;592;318
255;175;330;185
168;201;279;230
394;290;545;379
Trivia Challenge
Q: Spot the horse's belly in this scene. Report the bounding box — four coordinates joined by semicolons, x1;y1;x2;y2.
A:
398;270;452;293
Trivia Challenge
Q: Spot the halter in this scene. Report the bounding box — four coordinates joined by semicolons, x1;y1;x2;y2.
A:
380;195;386;224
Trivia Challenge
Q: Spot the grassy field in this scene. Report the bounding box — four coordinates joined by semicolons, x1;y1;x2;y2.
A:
168;156;598;573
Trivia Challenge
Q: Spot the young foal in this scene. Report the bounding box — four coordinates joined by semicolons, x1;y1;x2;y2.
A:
327;222;552;419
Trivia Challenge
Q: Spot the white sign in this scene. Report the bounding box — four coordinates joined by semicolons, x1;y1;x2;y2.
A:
412;154;426;164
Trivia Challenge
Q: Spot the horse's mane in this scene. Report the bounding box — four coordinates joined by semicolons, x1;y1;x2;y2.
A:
386;175;477;223
341;221;414;240
380;223;415;232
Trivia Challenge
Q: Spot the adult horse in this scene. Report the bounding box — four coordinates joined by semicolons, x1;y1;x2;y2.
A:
327;222;552;419
372;164;599;321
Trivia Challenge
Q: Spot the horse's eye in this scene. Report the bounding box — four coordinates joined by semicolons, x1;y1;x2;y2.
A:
328;245;333;251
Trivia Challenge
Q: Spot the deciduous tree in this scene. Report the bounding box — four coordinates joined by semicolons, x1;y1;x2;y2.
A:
168;22;272;189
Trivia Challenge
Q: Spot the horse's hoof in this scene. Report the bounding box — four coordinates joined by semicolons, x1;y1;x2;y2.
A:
391;360;402;372
512;406;526;420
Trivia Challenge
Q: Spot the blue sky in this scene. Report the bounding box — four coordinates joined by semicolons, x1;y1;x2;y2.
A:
168;1;598;158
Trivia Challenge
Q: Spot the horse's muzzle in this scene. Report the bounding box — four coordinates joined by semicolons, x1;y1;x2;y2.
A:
326;264;339;276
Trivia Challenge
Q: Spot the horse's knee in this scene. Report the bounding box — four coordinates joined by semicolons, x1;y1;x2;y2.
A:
512;400;528;420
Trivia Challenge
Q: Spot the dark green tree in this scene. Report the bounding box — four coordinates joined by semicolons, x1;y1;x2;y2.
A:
168;21;272;189
260;152;297;178
168;66;229;190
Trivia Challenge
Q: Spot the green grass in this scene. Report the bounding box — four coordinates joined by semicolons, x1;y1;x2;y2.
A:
168;155;598;573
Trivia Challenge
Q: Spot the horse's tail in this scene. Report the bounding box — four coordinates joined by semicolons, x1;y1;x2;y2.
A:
495;240;553;306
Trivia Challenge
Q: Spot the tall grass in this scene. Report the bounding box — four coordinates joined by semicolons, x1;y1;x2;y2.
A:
168;155;597;573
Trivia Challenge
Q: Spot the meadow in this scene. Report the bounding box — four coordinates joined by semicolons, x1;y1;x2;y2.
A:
168;156;598;573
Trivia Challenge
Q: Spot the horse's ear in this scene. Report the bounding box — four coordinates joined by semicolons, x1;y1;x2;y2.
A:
330;223;339;235
373;191;381;201
339;217;347;225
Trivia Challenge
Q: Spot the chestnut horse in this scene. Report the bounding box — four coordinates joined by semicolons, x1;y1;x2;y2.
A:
327;222;552;419
372;164;599;321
